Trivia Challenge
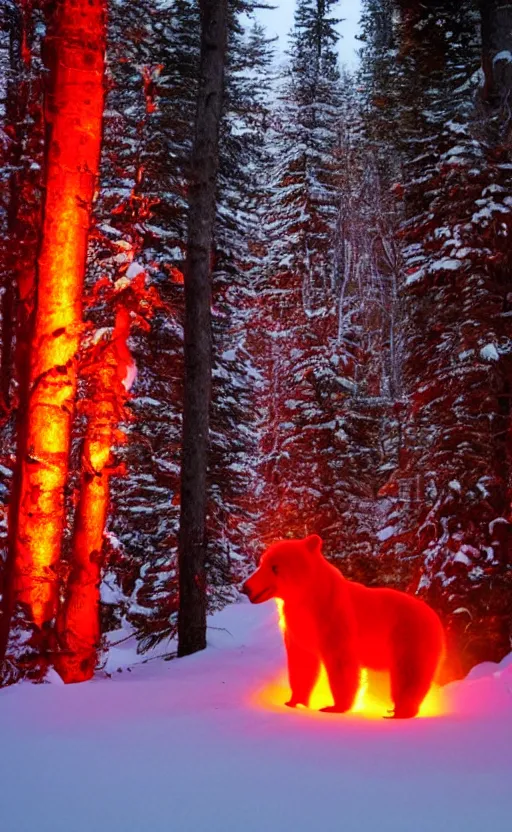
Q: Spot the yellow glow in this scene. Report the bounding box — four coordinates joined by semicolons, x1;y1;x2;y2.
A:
88;439;111;471
257;601;447;719
276;597;285;630
352;667;369;713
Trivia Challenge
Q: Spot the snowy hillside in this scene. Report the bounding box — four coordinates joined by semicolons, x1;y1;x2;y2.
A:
1;602;511;832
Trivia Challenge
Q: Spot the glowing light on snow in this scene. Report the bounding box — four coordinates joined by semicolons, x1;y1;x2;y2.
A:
256;601;447;719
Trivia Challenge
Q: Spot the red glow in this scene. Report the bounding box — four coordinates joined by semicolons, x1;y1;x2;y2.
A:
168;266;185;284
141;64;163;114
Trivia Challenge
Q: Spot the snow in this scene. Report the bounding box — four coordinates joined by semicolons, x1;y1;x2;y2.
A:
125;261;146;279
134;396;162;407
480;343;500;362
1;603;511;832
444;120;468;136
489;517;510;536
377;525;396;542
91;326;111;344
430;257;463;272
122;359;138;391
493;50;512;65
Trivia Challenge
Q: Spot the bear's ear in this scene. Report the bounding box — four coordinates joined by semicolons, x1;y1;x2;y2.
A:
304;534;322;554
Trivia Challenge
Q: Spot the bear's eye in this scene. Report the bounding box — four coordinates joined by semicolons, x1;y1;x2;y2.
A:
271;564;279;575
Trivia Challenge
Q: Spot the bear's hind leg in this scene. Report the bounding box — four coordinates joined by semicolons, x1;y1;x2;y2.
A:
284;632;321;708
389;639;437;719
321;651;360;714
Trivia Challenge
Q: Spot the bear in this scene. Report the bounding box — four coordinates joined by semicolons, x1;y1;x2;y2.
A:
242;534;444;718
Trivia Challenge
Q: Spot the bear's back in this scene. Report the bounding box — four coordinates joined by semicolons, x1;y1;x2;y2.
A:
346;581;444;672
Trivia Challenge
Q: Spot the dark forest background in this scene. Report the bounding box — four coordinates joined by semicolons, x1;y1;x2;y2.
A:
1;0;511;684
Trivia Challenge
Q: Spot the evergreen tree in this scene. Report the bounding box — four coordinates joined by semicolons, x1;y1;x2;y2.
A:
81;0;192;646
208;18;276;596
360;0;512;677
92;1;276;651
255;0;389;568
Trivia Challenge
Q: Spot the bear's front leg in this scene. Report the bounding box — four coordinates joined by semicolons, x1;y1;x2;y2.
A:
284;630;321;709
321;649;360;714
317;598;360;714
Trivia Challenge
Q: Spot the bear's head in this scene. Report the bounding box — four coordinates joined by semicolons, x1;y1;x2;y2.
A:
242;534;323;604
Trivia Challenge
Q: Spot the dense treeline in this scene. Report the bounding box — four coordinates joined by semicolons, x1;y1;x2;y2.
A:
0;0;510;685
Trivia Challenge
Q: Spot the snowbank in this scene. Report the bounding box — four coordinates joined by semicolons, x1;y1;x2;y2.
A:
1;602;511;832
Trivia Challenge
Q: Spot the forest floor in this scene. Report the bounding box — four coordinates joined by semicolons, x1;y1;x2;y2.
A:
1;602;511;832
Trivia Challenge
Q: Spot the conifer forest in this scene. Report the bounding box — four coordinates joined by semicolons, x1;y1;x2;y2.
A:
1;0;512;689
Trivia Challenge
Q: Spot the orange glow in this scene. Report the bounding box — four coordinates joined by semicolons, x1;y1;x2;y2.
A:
11;0;106;630
260;601;447;719
56;309;132;683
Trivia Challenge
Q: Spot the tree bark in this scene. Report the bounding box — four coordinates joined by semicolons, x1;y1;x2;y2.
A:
1;0;42;416
0;0;45;666
177;0;228;657
1;1;21;415
55;309;132;683
1;0;106;657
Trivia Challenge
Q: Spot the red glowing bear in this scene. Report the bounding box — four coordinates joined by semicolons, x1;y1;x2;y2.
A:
242;535;444;718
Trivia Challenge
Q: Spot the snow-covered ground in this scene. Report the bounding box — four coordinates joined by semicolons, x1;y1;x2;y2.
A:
1;602;511;832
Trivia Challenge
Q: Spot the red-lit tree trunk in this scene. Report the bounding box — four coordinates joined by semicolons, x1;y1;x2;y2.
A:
1;0;106;660
3;1;44;396
1;0;43;416
0;0;45;669
177;0;228;657
55;309;133;682
1;1;21;415
1;0;46;415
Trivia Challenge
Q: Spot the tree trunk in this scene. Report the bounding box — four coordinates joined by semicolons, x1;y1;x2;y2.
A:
480;0;512;113
0;0;45;668
2;0;106;656
1;0;42;415
55;309;132;683
1;1;21;415
177;0;228;657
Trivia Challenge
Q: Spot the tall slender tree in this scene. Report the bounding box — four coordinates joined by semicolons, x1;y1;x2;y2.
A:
358;0;512;677
255;0;348;551
178;0;228;657
0;0;46;672
0;0;106;669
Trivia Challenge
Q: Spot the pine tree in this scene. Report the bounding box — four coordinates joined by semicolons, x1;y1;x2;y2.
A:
255;0;374;561
177;0;229;657
208;17;276;598
88;2;276;654
360;0;512;677
329;73;405;580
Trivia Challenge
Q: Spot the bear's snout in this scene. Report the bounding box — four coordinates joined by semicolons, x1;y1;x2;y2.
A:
241;572;275;604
